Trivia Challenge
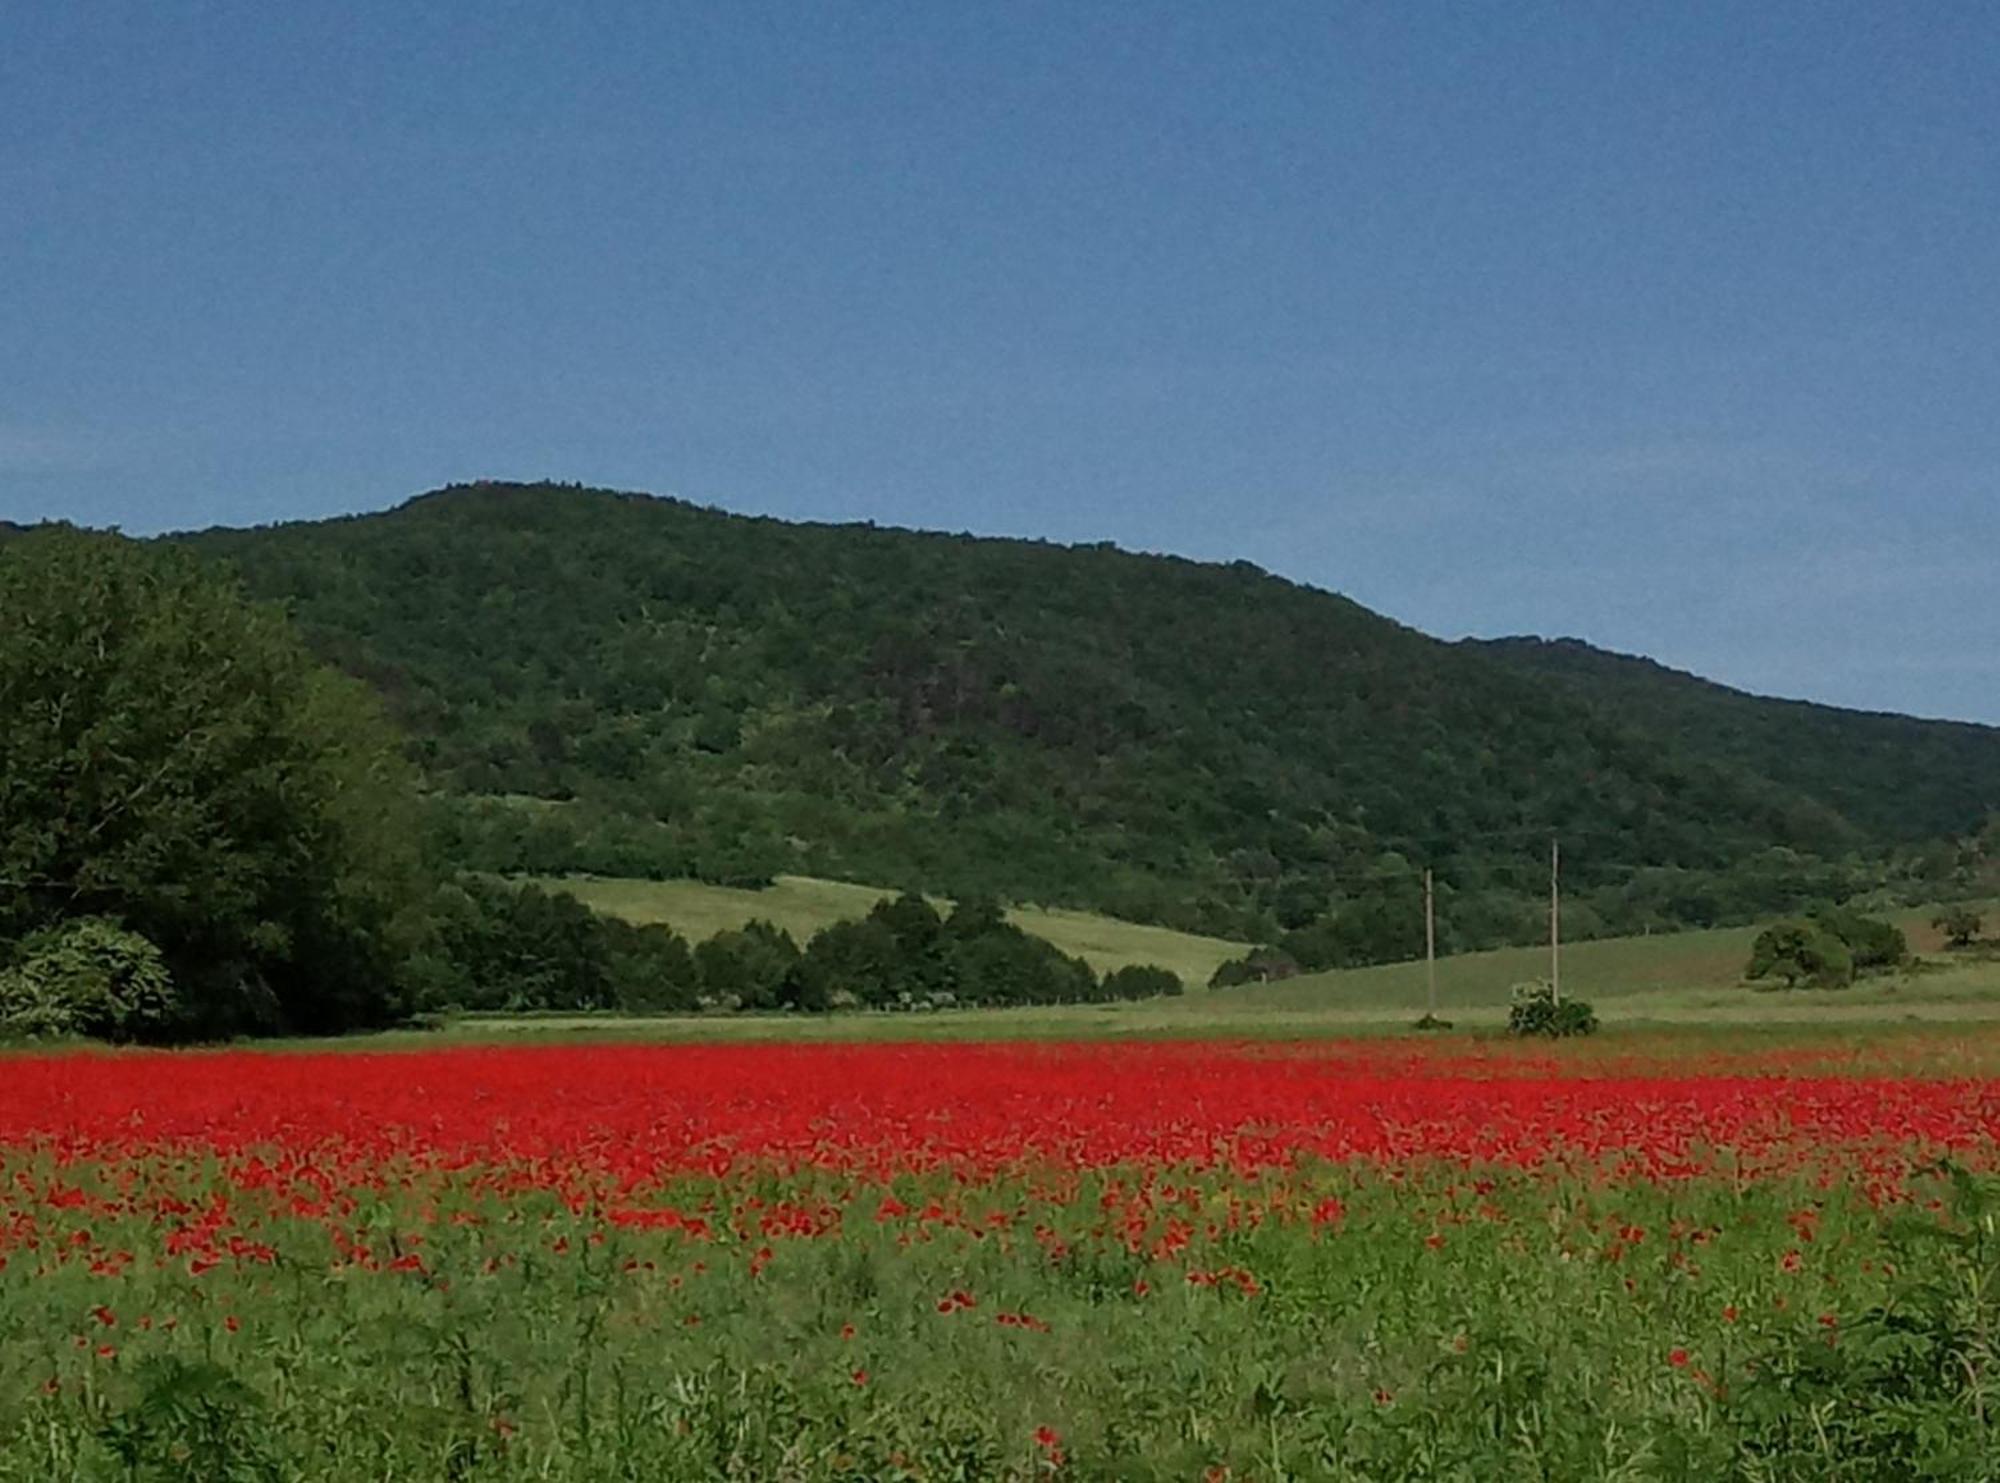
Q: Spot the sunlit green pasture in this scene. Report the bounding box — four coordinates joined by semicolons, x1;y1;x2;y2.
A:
481;886;2000;1045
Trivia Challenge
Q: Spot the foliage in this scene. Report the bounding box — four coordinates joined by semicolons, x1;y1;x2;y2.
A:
0;527;434;1038
98;1358;279;1482
176;484;2000;956
1485;636;2000;847
693;920;803;1011
1506;981;1598;1037
1746;921;1857;989
1934;904;1984;948
1814;907;1908;973
1100;963;1183;999
1728;1164;2000;1477
1209;946;1303;987
0;917;175;1042
423;880;700;1015
426;883;1181;1017
791;894;1126;1011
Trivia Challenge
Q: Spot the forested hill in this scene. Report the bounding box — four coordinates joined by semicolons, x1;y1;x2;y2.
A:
173;483;1997;950
1476;638;2000;845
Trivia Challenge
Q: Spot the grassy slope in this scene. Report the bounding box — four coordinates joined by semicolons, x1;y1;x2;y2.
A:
444;897;2000;1042
537;873;1252;984
1156;905;1998;1029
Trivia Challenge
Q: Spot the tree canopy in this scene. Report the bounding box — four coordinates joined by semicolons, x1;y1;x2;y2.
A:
0;527;432;1037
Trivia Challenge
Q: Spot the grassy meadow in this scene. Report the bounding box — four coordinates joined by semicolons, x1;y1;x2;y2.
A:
446;886;2000;1045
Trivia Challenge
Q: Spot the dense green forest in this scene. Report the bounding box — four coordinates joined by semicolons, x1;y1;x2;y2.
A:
174;483;1999;959
0;527;1182;1039
1477;637;2000;844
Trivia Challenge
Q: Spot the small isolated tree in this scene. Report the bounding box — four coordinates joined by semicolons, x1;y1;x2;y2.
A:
1746;921;1854;989
1508;981;1597;1037
1934;905;1984;950
0;527;434;1036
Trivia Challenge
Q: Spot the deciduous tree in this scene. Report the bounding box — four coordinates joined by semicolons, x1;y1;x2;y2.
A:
0;527;432;1035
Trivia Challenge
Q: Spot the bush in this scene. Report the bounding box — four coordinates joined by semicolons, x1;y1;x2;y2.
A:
1746;920;1855;988
1101;964;1183;1000
0;917;176;1041
1507;981;1597;1037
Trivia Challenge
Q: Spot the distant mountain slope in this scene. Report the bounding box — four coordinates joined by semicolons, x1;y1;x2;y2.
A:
1477;637;2000;844
169;483;1995;945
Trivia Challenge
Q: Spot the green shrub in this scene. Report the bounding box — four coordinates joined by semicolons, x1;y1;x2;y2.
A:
1746;920;1855;988
1814;908;1907;972
1507;981;1597;1037
0;917;177;1041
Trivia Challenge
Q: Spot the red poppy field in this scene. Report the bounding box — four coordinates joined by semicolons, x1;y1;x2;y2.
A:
4;1035;1999;1480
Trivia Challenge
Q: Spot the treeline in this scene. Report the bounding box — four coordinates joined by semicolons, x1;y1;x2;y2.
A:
426;882;1178;1015
180;482;2000;951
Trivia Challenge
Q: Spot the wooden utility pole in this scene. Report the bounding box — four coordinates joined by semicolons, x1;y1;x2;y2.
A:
1549;837;1562;1006
1423;867;1437;1018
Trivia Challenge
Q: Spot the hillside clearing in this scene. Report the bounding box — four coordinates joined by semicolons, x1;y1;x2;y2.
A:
534;873;1251;984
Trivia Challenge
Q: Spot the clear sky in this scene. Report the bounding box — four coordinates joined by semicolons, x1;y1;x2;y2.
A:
4;3;1996;720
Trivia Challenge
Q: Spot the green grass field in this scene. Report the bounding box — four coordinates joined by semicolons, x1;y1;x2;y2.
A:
512;875;2000;1039
533;873;1252;985
446;895;2000;1045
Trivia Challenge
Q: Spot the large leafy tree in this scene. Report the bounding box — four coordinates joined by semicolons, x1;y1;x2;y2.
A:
0;526;432;1036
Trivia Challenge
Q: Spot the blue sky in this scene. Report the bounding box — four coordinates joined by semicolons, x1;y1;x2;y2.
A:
4;2;1996;720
